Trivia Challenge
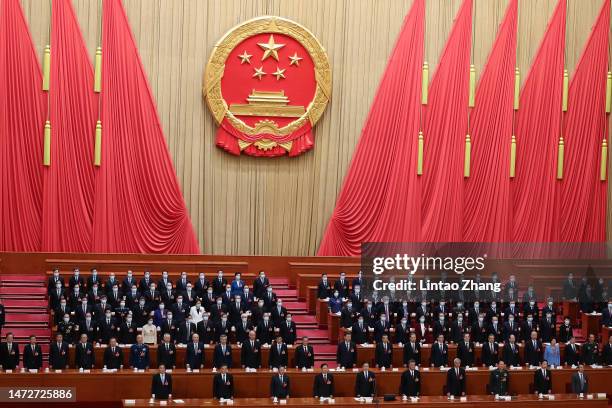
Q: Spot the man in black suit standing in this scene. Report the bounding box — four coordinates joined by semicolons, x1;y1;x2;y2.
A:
354;362;376;398
336;333;357;369
571;364;589;395
533;360;552;394
456;333;474;367
151;364;172;400
213;364;234;400
295;336;315;369
400;359;420;397
185;333;204;370
525;330;543;366
602;334;612;366
446;358;466;397
75;334;95;369
317;274;331;299
270;366;290;399
565;336;580;366
403;333;421;366
212;270;227;297
23;335;42;370
253;270;270;300
0;332;19;371
49;333;69;370
269;335;289;369
482;334;499;367
213;334;233;369
103;337;123;370
48;268;64;294
241;330;261;369
313;363;334;399
375;334;393;369
157;333;176;369
503;334;521;367
430;334;448;367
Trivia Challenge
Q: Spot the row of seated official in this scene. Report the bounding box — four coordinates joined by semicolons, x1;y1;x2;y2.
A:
148;359;593;401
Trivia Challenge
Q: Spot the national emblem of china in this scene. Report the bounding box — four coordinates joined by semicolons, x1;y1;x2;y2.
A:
203;17;332;157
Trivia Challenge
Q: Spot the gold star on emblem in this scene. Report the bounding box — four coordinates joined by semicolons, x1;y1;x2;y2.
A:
252;66;266;80
272;67;286;80
258;35;285;61
288;53;303;66
238;50;252;64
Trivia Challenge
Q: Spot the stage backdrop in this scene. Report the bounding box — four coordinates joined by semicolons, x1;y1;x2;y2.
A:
18;0;612;255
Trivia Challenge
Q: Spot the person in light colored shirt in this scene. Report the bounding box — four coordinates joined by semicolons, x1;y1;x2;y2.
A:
543;338;560;366
142;318;158;345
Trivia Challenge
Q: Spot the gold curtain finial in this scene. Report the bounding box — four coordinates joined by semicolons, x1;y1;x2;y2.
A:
43;120;51;166
606;72;612;113
94;47;102;93
468;65;476;108
600;139;608;181
42;45;51;91
417;131;424;175
421;62;429;105
510;135;517;178
513;67;520;110
94;121;102;166
562;69;569;112
557;136;565;179
464;134;471;177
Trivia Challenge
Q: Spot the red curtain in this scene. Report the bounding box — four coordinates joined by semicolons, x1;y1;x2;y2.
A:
560;0;609;242
41;0;97;252
512;0;566;243
0;0;46;251
421;0;472;242
463;0;517;242
92;0;199;254
317;0;425;256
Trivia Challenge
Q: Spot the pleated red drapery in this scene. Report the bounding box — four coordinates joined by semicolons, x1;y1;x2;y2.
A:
512;0;566;243
41;0;97;252
0;0;46;251
421;0;472;242
317;0;425;256
92;0;199;253
560;0;609;242
463;0;517;242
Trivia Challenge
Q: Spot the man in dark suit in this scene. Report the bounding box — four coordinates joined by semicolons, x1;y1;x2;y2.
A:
482;334;499;367
241;330;262;369
151;364;173;400
295;336;315;369
212;270;227;297
257;314;275;345
533;360;552;394
351;317;368;345
313;363;334;398
336;333;357;369
317;274;331;299
139;271;154;294
49;333;69;370
157;333;176;369
403;333;421;366
118;315;137;345
565;337;580;366
103;337;124;370
562;273;578;300
571;364;589;394
334;272;350;298
23;335;43;370
602;334;612;366
279;314;297;345
48;268;64;294
354;362;376;397
488;360;509;396
75;334;95;369
68;268;84;290
399;359;420;397
213;335;233;369
185;333;204;370
176;316;197;344
79;312;99;341
525;331;543;366
269;335;289;368
213;364;234;399
375;334;393;369
446;358;466;397
0;332;19;370
49;281;65;311
270;366;291;399
197;314;215;345
122;271;137;294
253;270;270;300
99;310;117;344
503;334;521;367
430;335;448;367
457;333;474;367
175;271;190;293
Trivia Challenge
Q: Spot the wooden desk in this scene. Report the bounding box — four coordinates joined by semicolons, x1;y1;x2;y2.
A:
306;286;317;314
64;344;296;369
316;299;328;329
2;367;610;402
123;395;608;408
581;314;601;337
